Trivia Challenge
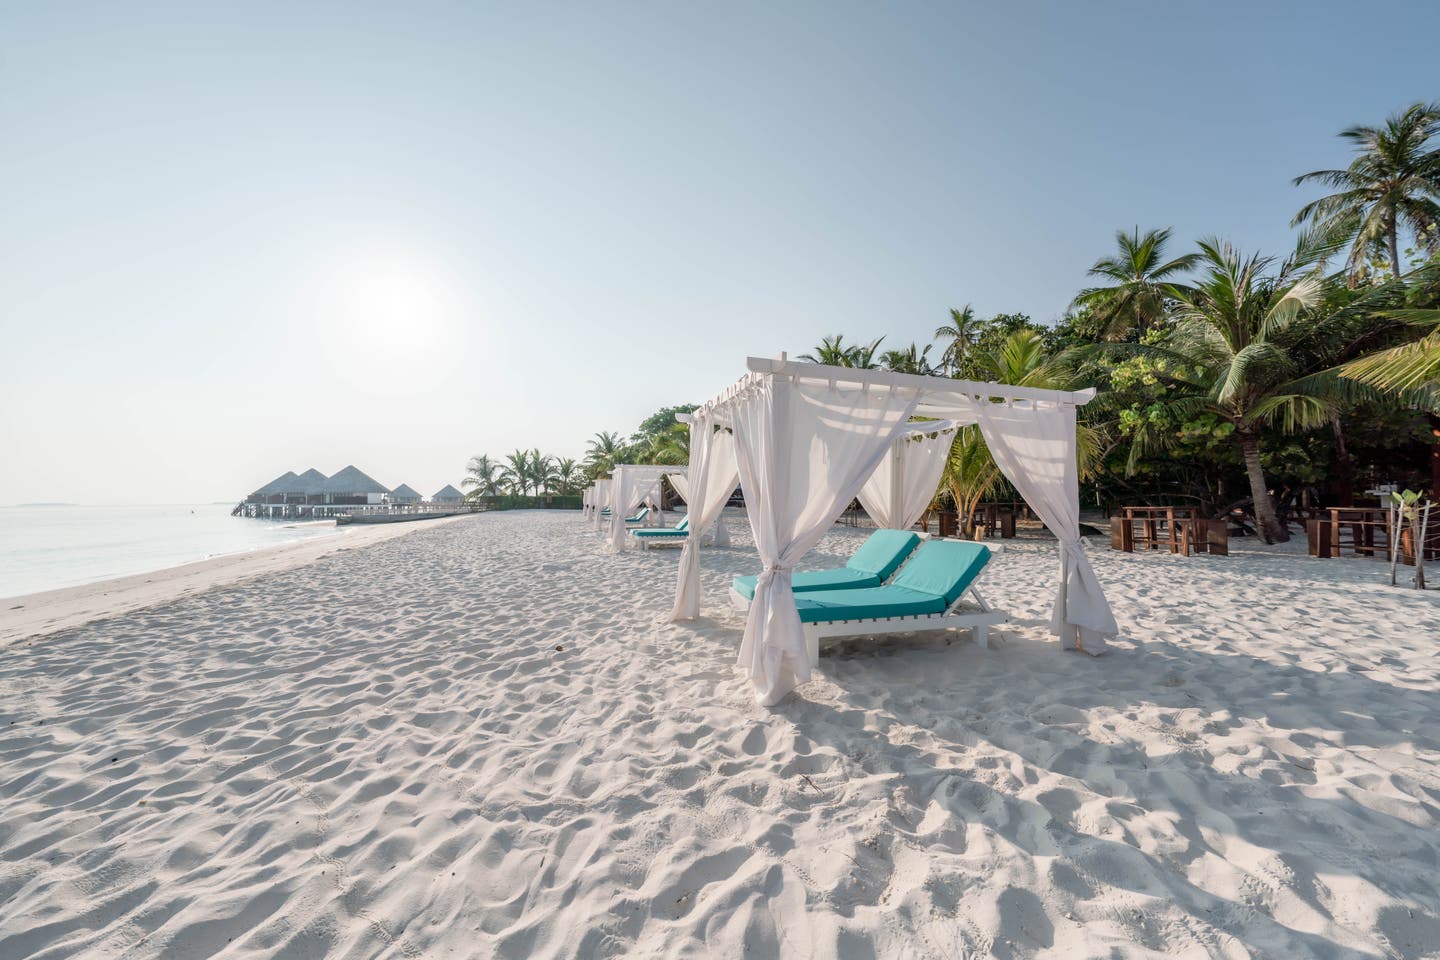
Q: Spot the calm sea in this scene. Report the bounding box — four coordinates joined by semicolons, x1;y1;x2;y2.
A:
0;503;347;599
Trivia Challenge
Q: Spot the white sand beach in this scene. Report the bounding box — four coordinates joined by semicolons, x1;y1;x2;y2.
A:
2;511;1439;959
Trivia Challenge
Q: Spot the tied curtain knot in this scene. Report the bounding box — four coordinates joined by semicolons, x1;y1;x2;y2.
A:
757;563;792;586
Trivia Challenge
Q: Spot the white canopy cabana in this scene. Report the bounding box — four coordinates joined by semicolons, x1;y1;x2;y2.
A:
675;355;1117;706
590;478;613;529
857;420;960;531
666;470;732;547
605;465;685;550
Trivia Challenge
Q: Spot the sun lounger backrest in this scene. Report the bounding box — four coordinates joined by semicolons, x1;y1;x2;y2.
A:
889;540;991;605
676;516;690;531
846;529;922;578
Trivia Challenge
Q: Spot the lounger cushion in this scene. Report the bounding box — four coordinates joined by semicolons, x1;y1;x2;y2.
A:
847;529;923;578
633;516;689;538
888;540;992;606
793;586;947;623
731;567;879;601
731;529;922;599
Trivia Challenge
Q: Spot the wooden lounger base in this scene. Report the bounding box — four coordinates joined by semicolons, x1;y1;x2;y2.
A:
802;607;1008;667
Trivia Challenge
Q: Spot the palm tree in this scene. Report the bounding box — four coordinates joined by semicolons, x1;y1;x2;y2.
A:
529;448;556;494
1117;239;1335;543
880;342;937;376
799;334;884;368
626;422;691;466
1292;101;1440;283
799;334;852;366
933;305;979;375
940;329;1104;536
500;448;531;495
584;431;625;475
553;457;583;495
461;454;503;499
1340;309;1440;391
850;337;885;370
1071;227;1198;341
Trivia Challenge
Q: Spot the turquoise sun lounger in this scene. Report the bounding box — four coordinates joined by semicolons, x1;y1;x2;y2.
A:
780;539;1007;665
729;529;922;603
632;515;690;548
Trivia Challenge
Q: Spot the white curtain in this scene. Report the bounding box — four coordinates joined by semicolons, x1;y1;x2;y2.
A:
669;470;732;546
974;400;1115;654
668;473;690;502
591;479;611;529
608;470;649;549
732;378;919;705
856;423;956;530
671;418;740;620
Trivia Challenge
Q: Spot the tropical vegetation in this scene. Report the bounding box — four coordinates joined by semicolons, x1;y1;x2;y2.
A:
469;101;1440;542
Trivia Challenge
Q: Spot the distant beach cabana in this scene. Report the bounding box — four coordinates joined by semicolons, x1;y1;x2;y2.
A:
321;465;390;506
432;484;464;504
390;483;422;504
603;465;683;550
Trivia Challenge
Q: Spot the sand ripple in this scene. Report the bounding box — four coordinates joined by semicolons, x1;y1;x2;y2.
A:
2;512;1439;958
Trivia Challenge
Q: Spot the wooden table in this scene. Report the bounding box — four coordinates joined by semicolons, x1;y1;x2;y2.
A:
1309;505;1439;561
1112;506;1228;556
1118;506;1193;554
1308;507;1390;558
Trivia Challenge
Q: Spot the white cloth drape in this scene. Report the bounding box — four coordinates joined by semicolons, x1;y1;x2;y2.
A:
668;471;732;547
591;479;612;529
667;473;690;502
856;423;956;530
974;401;1115;654
609;470;663;550
732;378;920;705
671;420;739;619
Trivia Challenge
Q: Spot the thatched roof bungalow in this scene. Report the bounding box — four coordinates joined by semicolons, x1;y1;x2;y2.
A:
285;468;326;503
248;470;299;504
390;483;422;504
432;484;464;503
322;465;390;505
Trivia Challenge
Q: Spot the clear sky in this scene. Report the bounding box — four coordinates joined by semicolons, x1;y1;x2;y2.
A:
2;2;1437;504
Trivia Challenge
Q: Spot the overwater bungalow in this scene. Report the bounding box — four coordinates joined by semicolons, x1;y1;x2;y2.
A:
321;465;389;506
432;484;464;504
390;483;422;504
284;468;323;505
248;471;300;506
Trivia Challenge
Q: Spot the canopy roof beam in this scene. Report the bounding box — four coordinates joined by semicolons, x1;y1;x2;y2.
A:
742;355;1096;409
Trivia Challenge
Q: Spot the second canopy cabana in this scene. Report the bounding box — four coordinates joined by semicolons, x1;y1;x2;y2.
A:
673;354;1118;706
605;464;686;550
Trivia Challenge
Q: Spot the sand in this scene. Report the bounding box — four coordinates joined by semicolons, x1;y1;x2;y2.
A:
1;510;1438;959
0;517;471;647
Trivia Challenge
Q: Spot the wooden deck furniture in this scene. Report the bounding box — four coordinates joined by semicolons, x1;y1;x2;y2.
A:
1307;507;1391;558
1111;506;1228;557
969;502;1018;539
1308;505;1440;562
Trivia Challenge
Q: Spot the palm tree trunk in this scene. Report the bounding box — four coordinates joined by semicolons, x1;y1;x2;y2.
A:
1331;415;1355;506
1429;414;1440;501
1389;218;1402;279
1237;429;1288;543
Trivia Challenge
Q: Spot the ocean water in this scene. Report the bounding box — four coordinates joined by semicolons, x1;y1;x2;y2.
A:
0;503;347;599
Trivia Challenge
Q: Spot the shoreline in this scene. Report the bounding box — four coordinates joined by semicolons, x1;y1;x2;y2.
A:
0;512;476;646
